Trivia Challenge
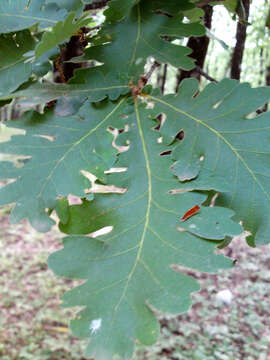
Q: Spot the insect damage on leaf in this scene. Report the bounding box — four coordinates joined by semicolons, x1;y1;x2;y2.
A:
181;205;200;221
1;2;270;360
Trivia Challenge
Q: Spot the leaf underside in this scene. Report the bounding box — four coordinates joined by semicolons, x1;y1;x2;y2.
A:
1;1;270;359
7;77;270;357
48;95;241;360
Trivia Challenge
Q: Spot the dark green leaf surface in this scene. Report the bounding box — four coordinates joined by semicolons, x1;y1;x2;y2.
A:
75;1;205;79
104;0;138;22
150;78;270;245
48;100;241;360
0;30;35;96
0;99;127;231
0;0;67;33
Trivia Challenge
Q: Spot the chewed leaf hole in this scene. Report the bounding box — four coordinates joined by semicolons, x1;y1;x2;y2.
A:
213;100;223;109
89;318;102;334
67;194;83;205
104;167;127;174
154;113;166;131
168;189;189;194
86;184;127;194
90;226;113;238
159;150;172;156
0;154;31;167
34;134;56;142
175;130;185;141
210;193;219;207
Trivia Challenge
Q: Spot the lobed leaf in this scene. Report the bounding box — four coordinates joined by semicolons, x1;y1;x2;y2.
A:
48;99;241;360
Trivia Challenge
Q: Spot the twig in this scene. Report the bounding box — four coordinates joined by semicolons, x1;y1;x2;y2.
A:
196;66;218;82
161;64;167;94
143;60;161;83
130;61;160;98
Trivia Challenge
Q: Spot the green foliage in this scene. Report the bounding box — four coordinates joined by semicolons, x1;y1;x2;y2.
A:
0;30;35;96
0;1;269;359
35;12;91;58
0;0;67;33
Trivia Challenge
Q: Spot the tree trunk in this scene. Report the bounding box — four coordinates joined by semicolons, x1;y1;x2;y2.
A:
176;5;213;89
230;0;250;80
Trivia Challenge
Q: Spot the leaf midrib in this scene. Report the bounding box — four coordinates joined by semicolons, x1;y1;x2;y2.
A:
113;101;152;311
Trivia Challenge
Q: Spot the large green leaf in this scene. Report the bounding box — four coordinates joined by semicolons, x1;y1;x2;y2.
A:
0;30;35;96
0;0;67;34
74;1;205;78
150;78;270;245
48;99;241;360
0;98;127;231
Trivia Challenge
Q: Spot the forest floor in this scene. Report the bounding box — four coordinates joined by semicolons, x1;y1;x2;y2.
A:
0;205;270;360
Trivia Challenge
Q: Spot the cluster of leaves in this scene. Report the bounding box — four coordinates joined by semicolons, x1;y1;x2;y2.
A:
1;1;270;359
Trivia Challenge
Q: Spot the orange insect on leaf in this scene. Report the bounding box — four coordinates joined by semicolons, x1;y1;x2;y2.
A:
181;205;200;222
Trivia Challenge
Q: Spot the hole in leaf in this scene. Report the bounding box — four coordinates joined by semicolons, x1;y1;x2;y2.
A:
0;124;25;143
159;150;172;156
154;114;162;130
168;189;189;194
0;154;31;167
108;125;130;152
175;130;184;141
67;194;83;205
104;167;127;174
90;226;113;238
86;184;127;194
34;134;56;142
210;192;219;207
154;113;166;131
213;100;223;109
